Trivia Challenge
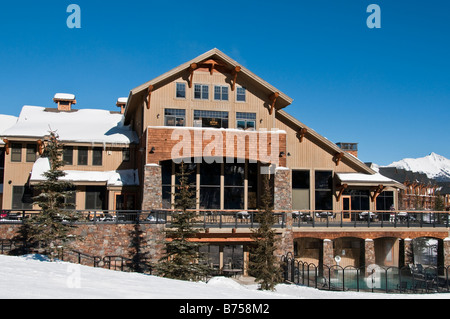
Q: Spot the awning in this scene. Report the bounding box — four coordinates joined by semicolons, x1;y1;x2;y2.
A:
30;157;139;187
336;172;406;190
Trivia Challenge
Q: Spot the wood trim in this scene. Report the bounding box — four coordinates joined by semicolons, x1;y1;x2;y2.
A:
269;92;280;115
147;85;154;110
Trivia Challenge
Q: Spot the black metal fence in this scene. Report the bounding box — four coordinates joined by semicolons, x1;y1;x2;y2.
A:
281;253;450;294
1;209;449;229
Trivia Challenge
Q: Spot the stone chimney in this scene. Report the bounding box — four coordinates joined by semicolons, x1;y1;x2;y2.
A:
53;93;76;111
336;142;358;158
116;97;128;114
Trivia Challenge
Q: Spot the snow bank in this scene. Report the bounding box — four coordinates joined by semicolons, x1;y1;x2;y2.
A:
0;254;448;300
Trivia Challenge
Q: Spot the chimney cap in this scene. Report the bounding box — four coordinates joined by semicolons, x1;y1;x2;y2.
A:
116;97;128;106
53;93;76;101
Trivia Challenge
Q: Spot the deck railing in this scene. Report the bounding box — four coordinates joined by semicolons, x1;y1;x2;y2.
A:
0;209;449;229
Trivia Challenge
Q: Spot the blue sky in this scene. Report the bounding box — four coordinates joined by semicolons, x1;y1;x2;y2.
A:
0;0;448;165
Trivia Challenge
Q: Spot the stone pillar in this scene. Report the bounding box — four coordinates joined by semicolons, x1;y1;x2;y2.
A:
323;239;334;266
444;238;450;267
274;167;293;257
274;167;292;211
365;239;375;267
404;238;414;266
142;164;162;211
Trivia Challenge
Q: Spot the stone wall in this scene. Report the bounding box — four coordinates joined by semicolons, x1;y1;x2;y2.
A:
142;164;162;211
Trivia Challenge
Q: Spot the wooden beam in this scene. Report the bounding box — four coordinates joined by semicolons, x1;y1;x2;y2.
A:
371;185;385;202
337;184;348;201
269;92;280;115
37;140;44;155
231;66;241;91
333;152;345;166
188;63;198;88
297;128;308;143
3;139;9;155
147;85;154;110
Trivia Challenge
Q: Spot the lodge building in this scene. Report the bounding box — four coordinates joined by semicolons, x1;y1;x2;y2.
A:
1;49;449;275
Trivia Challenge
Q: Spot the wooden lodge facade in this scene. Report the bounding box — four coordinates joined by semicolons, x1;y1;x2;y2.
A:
1;49;450;274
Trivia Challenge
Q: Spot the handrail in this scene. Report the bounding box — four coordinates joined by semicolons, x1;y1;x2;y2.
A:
0;209;448;229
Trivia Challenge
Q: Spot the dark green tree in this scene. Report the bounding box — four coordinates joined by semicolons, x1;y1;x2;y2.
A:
25;131;79;261
250;173;282;291
157;162;210;281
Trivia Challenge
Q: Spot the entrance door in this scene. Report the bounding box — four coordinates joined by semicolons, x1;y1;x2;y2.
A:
342;195;352;222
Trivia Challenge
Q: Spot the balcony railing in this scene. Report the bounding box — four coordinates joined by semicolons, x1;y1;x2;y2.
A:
0;209;449;229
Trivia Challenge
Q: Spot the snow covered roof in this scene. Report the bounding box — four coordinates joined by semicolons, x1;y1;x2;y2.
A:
1;106;138;145
0;114;18;145
336;172;406;189
30;157;139;187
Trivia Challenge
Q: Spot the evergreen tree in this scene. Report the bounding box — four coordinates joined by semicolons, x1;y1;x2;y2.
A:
157;162;210;281
250;173;282;291
25;131;79;261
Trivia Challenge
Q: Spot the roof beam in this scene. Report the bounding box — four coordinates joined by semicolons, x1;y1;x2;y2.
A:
147;85;154;110
231;66;241;91
333;152;345;166
269;92;280;115
371;184;385;202
297;128;308;143
188;63;198;89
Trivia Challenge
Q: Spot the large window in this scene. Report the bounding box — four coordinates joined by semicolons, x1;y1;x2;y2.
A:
376;191;394;211
344;189;370;211
292;170;310;210
161;161;173;209
236;112;256;131
165;109;186;127
315;171;333;211
200;163;220;209
85;186;105;210
194;110;229;129
194;84;209;100
224;163;245;209
214;86;229;101
12;185;34;210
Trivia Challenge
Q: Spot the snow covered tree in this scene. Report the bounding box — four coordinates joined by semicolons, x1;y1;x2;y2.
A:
25;131;80;261
157;162;211;281
250;173;282;291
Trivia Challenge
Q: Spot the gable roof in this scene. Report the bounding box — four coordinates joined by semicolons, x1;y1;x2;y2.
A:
124;48;293;123
2;106;138;145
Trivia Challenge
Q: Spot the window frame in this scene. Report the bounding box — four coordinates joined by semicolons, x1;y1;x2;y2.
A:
63;146;74;165
77;147;88;166
11;143;22;163
26;144;37;163
92;147;103;166
164;108;186;127
176;82;186;99
194;84;209;100
214;85;229;101
236;112;256;131
236;86;247;102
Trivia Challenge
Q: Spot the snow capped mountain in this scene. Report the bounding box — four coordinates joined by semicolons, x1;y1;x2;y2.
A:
386;153;450;182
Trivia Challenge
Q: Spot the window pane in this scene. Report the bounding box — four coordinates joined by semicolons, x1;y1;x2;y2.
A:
214;86;221;100
64;147;74;165
194;84;201;99
201;85;209;100
176;83;186;98
315;190;332;210
315;171;332;190
78;147;88;165
224;164;244;186
11;144;22;162
236;87;246;102
93;148;103;166
26;144;36;162
122;148;130;162
222;87;229;101
293;171;310;189
165;109;186;127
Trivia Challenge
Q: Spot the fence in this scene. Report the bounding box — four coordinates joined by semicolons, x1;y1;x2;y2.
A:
281;253;450;294
1;209;449;229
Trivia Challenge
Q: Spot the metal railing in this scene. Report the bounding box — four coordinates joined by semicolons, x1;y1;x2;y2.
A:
0;209;449;229
281;253;450;294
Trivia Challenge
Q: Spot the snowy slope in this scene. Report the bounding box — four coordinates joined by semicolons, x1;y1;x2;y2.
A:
386;153;450;182
0;254;448;299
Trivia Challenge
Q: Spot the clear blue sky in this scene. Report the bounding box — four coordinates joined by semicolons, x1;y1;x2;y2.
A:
0;0;448;166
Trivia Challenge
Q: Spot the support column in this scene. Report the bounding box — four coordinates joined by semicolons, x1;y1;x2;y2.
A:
323;239;334;267
273;167;293;257
142;164;162;211
274;167;292;211
444;238;450;267
404;238;414;266
365;239;375;268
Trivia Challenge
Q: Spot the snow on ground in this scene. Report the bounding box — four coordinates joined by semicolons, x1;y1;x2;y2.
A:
0;254;449;299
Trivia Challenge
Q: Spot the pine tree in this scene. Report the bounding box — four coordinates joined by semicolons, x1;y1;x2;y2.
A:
25;131;79;261
250;173;282;291
157;162;211;281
